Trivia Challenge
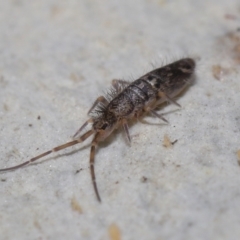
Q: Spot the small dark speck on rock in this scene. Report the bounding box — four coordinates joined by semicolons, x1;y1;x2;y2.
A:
28;124;33;127
75;168;83;174
37;116;41;120
141;176;148;183
1;179;6;182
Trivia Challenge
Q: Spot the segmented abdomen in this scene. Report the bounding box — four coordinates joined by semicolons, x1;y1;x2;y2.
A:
108;79;157;118
106;58;195;120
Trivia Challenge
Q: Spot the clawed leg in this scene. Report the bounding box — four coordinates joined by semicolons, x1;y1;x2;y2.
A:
150;110;169;123
158;92;181;108
0;130;94;172
122;119;131;144
88;96;109;115
144;106;168;124
73;118;93;139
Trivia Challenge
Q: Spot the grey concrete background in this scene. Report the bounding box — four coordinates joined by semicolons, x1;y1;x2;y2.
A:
0;0;240;240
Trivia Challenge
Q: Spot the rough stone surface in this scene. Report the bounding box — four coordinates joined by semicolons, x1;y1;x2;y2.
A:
0;1;240;239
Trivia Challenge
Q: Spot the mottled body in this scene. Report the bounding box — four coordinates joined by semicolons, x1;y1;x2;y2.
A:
0;58;196;202
91;58;195;142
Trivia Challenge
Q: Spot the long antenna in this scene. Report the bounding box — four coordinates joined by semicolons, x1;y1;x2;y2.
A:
0;130;94;172
90;133;101;202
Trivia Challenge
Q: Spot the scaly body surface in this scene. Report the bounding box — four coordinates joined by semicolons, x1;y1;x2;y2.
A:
0;58;196;202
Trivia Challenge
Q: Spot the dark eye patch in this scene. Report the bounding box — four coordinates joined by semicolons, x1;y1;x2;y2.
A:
183;63;192;70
